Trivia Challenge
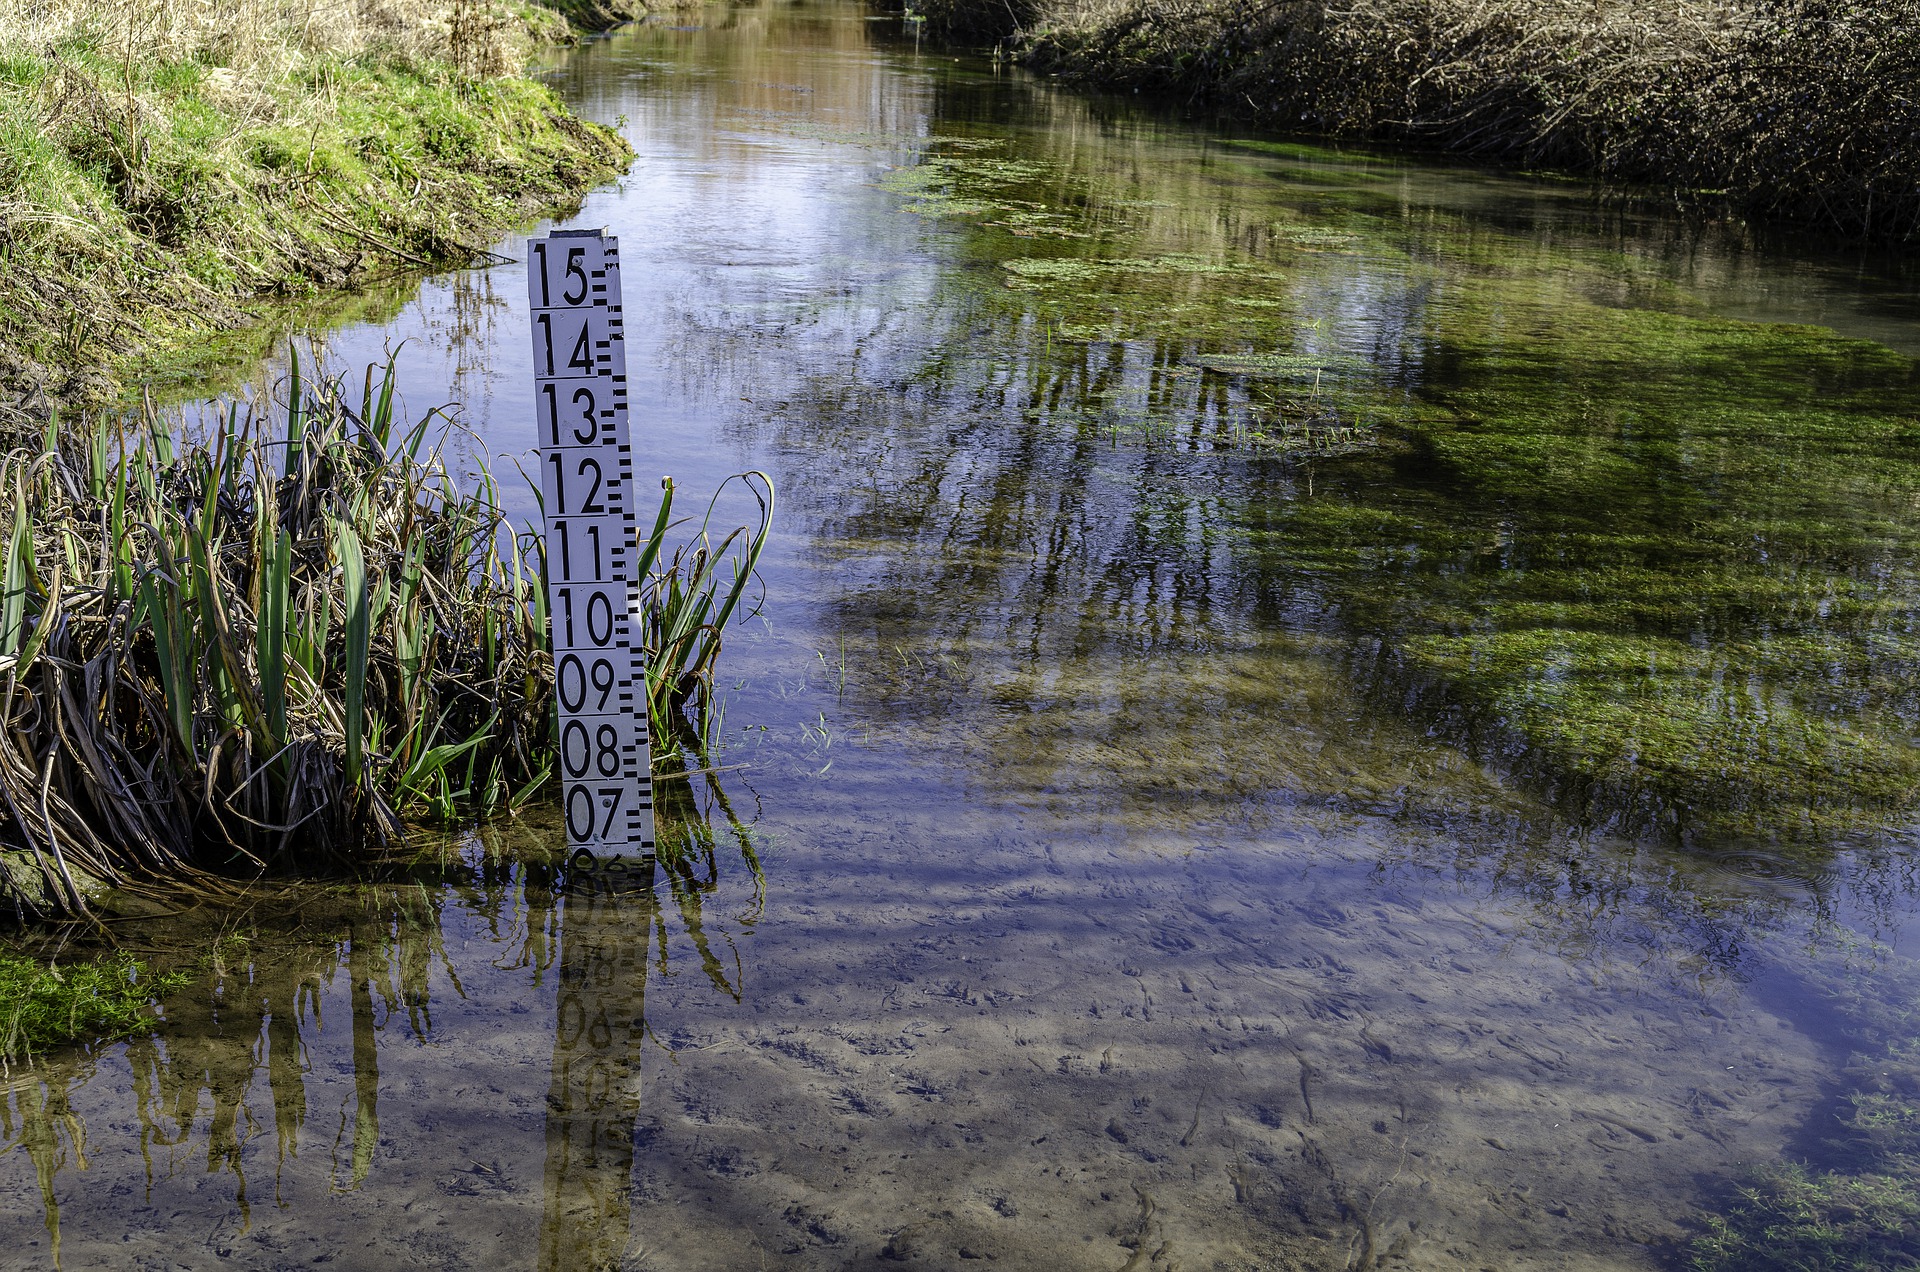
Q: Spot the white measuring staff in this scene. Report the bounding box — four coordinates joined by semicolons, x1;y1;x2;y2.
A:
529;229;656;880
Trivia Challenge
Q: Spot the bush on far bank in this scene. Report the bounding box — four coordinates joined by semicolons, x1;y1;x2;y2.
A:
941;0;1920;244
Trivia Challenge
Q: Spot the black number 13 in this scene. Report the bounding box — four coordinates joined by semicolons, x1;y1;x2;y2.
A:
542;383;600;445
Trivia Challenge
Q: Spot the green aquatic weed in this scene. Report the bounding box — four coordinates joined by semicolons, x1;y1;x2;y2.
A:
0;950;188;1063
1692;1164;1920;1272
1193;352;1369;380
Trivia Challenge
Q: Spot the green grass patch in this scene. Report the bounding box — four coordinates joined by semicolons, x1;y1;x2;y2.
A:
0;950;188;1064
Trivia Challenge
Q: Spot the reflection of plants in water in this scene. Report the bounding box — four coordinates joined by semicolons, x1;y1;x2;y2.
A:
0;875;458;1252
650;759;766;1001
1;1058;87;1265
0;771;766;1253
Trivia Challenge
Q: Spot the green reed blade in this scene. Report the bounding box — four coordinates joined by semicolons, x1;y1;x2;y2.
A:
634;477;675;582
87;426;107;501
2;467;30;658
703;473;774;638
336;518;370;787
286;346;306;481
14;560;60;680
259;527;293;748
109;442;133;604
372;359;399;449
392;710;490;807
138;572;197;754
303;575;330;683
151;416;174;468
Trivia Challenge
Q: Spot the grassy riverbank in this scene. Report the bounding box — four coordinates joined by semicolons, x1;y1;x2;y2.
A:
0;0;634;419
935;0;1920;243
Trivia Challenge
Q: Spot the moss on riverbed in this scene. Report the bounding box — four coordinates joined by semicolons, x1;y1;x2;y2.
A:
1292;294;1920;844
871;125;1920;845
0;950;187;1064
0;0;633;417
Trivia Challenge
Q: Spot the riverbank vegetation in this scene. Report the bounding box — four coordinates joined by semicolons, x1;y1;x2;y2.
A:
0;0;633;419
0;358;545;921
927;0;1920;243
0;357;771;923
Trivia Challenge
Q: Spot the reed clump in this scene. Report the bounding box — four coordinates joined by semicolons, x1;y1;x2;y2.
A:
0;357;549;919
0;358;773;923
0;0;631;418
633;471;773;751
994;0;1920;242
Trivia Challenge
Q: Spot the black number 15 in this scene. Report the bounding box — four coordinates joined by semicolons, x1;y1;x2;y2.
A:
531;243;590;307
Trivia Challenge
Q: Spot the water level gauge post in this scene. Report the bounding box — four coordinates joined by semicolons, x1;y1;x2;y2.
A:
528;228;656;887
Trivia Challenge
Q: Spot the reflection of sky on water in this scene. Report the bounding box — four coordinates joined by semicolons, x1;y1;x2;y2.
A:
29;0;1920;1266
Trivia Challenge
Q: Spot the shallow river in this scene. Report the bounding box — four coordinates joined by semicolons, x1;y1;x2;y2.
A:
7;3;1920;1268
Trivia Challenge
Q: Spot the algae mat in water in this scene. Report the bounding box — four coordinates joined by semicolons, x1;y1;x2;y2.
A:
1312;300;1920;846
867;129;1920;849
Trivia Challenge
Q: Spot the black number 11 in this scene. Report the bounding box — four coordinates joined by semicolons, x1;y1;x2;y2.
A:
556;521;605;579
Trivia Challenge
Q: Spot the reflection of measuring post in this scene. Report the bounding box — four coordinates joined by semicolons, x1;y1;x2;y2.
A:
529;229;655;881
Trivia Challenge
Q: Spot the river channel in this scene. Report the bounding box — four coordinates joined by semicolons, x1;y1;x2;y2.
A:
7;3;1920;1268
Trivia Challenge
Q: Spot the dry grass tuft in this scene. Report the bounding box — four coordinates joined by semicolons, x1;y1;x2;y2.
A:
0;0;556;97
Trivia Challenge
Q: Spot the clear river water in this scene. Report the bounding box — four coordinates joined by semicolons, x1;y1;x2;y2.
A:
6;3;1920;1269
